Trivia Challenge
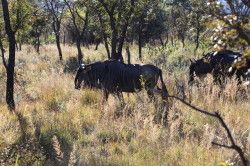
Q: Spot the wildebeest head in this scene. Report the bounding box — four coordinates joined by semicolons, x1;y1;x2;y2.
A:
74;64;92;89
189;58;213;84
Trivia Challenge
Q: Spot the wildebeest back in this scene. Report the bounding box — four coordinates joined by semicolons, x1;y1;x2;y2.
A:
104;61;143;92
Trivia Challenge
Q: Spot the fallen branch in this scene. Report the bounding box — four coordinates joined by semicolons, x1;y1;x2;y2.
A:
168;95;249;166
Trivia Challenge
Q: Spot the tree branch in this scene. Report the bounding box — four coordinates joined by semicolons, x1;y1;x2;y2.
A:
168;95;249;166
212;142;233;149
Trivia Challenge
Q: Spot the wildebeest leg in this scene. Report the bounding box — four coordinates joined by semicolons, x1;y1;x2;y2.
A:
158;69;169;99
102;90;109;104
147;89;155;102
114;92;125;117
116;92;124;104
158;69;169;127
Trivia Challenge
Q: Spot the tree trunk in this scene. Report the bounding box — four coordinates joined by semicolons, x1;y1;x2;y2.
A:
116;0;135;61
15;42;19;51
104;38;111;59
117;25;129;61
36;35;40;53
63;32;66;46
76;37;83;63
2;0;16;111
138;29;142;61
181;35;185;47
98;13;110;59
159;36;164;47
194;14;201;54
19;42;22;51
56;34;63;60
95;42;100;50
164;32;169;47
107;12;119;60
194;28;200;54
126;44;131;64
110;26;118;60
171;36;174;46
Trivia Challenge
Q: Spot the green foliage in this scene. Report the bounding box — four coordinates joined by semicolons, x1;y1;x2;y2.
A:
9;0;32;32
206;0;250;49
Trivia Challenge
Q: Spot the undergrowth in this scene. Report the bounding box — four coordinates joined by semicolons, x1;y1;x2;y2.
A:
0;44;249;165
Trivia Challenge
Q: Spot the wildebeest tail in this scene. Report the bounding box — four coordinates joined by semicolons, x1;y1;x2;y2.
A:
159;69;169;100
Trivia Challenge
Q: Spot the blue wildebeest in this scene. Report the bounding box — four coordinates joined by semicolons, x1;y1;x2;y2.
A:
189;50;249;85
74;60;169;102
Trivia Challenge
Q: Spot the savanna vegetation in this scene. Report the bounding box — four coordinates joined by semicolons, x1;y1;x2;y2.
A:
0;0;249;165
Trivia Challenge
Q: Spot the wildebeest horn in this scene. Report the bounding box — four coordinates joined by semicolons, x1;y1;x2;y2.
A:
80;63;85;69
190;59;196;63
79;59;84;65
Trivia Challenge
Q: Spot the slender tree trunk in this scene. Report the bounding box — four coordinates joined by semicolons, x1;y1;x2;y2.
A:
195;29;200;50
138;21;143;61
171;36;174;46
98;13;110;59
182;38;185;48
15;42;19;51
86;43;90;49
104;38;111;59
117;26;129;61
52;20;63;60
107;12;118;60
95;42;100;50
2;0;16;111
116;0;134;61
126;44;131;64
76;37;83;63
56;34;63;60
194;14;201;54
19;42;22;51
44;30;48;44
63;31;66;46
37;35;40;53
159;36;164;47
164;32;169;47
138;32;142;61
110;25;118;59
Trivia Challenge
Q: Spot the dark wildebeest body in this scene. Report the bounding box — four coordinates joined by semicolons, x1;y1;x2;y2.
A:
189;50;245;84
75;60;168;101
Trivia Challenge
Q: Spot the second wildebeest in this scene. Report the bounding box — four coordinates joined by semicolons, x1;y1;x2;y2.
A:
75;60;169;102
189;50;244;84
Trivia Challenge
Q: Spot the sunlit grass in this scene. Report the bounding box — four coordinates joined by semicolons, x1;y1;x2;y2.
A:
0;44;249;165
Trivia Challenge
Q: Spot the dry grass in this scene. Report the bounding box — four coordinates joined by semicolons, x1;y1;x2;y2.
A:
0;44;249;165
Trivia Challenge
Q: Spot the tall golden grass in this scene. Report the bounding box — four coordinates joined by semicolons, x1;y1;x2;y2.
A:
0;44;249;165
